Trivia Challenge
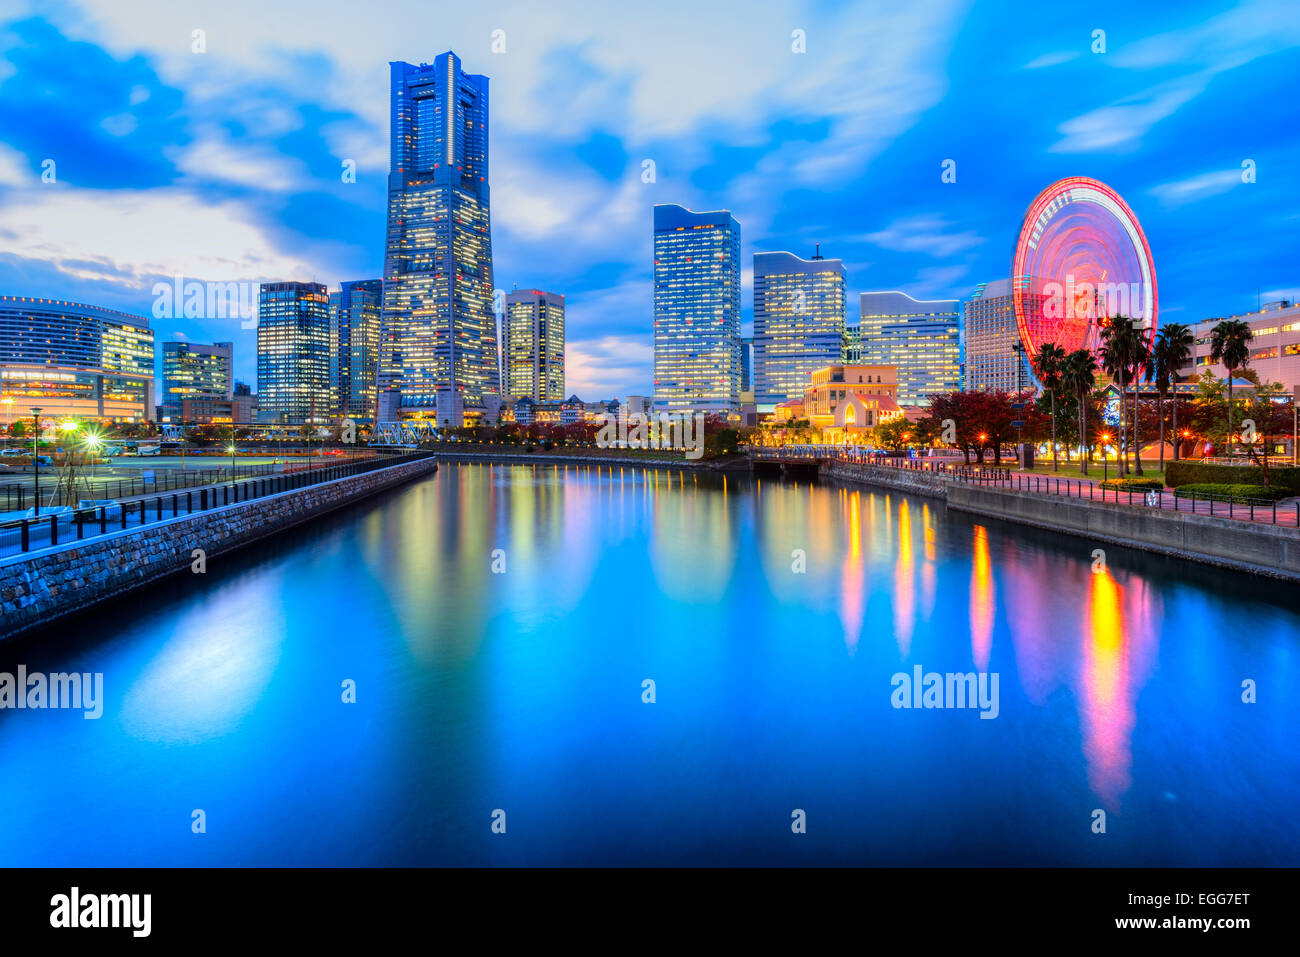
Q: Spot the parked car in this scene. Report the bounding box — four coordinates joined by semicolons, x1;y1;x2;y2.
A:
77;499;123;519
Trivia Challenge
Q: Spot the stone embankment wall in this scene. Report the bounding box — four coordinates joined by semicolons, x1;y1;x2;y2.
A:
0;456;439;641
820;460;1300;581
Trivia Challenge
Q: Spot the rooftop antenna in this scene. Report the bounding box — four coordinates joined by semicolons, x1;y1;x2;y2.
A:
811;243;824;261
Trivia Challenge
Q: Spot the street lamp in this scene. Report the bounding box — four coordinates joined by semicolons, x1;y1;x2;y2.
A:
1101;432;1112;482
29;407;42;515
82;430;102;485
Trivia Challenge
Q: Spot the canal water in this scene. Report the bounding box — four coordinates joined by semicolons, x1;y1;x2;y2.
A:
1;461;1296;866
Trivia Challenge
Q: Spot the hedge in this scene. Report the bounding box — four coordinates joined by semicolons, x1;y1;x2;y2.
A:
1164;461;1300;491
1098;477;1164;491
1172;483;1294;503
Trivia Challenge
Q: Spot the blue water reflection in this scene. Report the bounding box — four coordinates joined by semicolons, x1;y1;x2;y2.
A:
0;462;1296;865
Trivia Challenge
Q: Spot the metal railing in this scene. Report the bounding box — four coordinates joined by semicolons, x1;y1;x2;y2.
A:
747;445;1300;528
949;469;1299;526
0;462;279;512
0;451;434;558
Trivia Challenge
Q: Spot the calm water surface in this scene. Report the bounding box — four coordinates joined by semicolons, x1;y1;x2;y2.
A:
1;461;1297;865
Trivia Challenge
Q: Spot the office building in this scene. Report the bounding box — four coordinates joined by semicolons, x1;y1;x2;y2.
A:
963;279;1037;393
379;53;498;427
331;280;383;423
1181;299;1300;392
257;281;331;425
0;296;154;424
160;340;233;422
503;289;564;402
653;204;742;415
859;292;960;406
752;249;846;410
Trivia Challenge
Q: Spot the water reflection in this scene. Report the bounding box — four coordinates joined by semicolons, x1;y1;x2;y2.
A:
0;463;1295;865
970;525;994;671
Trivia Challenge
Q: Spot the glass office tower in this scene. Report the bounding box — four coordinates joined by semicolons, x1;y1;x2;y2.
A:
331;279;383;423
257;281;331;425
0;296;155;424
161;341;233;421
379;52;498;427
652;204;741;415
503;289;564;402
752;249;846;409
858;291;960;406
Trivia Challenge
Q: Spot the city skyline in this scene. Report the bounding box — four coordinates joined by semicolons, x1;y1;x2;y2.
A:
0;2;1296;400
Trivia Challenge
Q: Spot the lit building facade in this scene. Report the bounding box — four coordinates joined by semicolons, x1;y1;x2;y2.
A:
653;204;741;415
257;281;332;425
859;291;960;406
1181;299;1300;392
0;296;154;424
963;279;1037;392
331;279;383;423
503;289;564;402
379;53;498;427
752;250;846;410
161;341;233;422
774;363;902;442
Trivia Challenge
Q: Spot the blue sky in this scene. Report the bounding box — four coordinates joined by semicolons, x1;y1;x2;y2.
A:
0;0;1297;397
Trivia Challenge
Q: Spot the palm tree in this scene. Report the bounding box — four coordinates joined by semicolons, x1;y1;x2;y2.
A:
1127;325;1152;476
1062;349;1098;476
1209;319;1253;459
1032;343;1067;472
1151;322;1193;467
1153;323;1194;462
1099;318;1135;476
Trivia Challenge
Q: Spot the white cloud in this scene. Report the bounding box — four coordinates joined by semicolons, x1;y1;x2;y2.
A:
1024;51;1079;69
566;334;652;399
1148;168;1241;207
860;215;983;258
0;143;30;186
1050;0;1300;154
169;134;307;192
1051;82;1204;153
0;184;326;290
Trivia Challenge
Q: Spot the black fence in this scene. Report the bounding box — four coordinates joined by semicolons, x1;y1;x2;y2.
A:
953;469;1300;526
747;446;1299;528
0;462;281;512
0;451;434;558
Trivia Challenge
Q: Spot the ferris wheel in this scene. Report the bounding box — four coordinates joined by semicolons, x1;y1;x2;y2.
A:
1011;176;1158;372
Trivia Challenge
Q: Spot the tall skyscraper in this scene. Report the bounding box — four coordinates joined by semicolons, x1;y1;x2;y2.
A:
257;281;331;425
379;52;498;427
161;340;233;421
331;279;383;422
653;204;741;415
752;248;846;409
859;291;960;406
503;289;564;402
963;278;1037;392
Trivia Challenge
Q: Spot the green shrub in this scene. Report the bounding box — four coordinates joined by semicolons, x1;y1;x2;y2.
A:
1172;483;1293;503
1098;477;1164;490
1165;461;1300;491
